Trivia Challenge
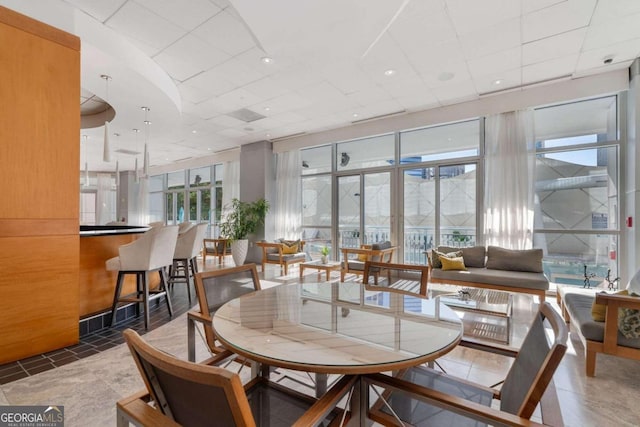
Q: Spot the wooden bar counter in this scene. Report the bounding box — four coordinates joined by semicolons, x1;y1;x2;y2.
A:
79;226;155;318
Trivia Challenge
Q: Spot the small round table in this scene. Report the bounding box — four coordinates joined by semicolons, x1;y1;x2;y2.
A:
213;282;462;423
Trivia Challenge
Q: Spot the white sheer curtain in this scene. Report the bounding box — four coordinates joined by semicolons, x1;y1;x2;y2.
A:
95;173;115;225
136;177;149;226
484;109;536;249
221;160;240;218
275;150;302;239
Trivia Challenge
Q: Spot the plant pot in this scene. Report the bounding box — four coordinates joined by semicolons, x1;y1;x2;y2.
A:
321;255;328;264
231;239;249;266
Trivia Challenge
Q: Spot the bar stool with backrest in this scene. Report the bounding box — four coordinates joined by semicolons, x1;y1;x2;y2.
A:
106;225;179;330
168;223;208;304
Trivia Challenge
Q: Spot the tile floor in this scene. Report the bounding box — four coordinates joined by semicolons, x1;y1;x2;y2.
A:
1;259;639;426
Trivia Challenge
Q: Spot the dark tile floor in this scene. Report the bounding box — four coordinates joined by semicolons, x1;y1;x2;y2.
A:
0;284;195;385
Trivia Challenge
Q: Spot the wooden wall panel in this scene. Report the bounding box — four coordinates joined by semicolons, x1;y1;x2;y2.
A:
0;19;80;219
0;6;80;364
0;236;79;363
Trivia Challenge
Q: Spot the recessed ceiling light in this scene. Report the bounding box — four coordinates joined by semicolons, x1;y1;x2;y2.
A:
353;113;359;118
493;79;502;85
384;69;396;76
144;120;151;125
438;71;455;81
266;133;271;138
191;130;197;134
207;148;211;151
261;56;273;64
264;107;270;112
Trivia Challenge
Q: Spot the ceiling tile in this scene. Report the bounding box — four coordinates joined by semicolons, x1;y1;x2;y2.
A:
522;54;578;84
389;9;456;50
522;0;596;43
395;92;440;112
406;39;467;77
431;79;478;104
178;81;221;104
575;38;640;74
154;34;231;81
346;86;392;107
66;0;127;22
211;57;266;87
209;115;247;128
134;0;220;30
467;47;522;78
215;87;264;109
106;1;187;51
473;68;522;95
241;77;290;101
523;28;587;66
591;0;640;25
583;13;640;51
182;68;237;97
192;10;256;56
445;0;521;36
458;17;521;60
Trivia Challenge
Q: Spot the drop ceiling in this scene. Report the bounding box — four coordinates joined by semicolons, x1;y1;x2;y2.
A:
2;0;640;172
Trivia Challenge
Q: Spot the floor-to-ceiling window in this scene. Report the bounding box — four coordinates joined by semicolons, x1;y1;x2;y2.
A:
302;145;332;259
533;96;620;286
148;174;164;223
399;120;480;264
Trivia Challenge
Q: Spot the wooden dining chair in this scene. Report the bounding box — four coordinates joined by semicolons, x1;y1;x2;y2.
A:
118;329;356;427
187;264;262;364
362;261;430;296
365;301;567;426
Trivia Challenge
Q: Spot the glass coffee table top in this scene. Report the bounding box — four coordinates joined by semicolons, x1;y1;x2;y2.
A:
429;285;513;345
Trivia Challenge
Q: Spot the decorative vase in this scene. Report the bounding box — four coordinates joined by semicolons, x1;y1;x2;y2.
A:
231;239;249;266
321;255;328;264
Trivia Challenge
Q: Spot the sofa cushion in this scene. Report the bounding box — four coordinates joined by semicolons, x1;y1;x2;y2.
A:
438;246;486;268
430;267;549;291
266;253;305;262
431;249;463;269
440;256;466;271
564;292;640;348
485;246;543;273
371;241;392;251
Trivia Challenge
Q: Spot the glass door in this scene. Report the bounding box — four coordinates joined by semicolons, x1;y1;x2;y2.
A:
337;172;392;251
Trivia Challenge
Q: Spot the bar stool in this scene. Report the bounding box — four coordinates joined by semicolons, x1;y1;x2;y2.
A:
168;223;208;303
106;225;179;330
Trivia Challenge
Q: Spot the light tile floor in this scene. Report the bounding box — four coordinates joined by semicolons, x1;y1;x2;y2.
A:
1;260;639;426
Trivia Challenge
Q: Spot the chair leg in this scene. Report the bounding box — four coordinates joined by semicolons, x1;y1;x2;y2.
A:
159;267;173;318
109;272;125;327
142;271;150;330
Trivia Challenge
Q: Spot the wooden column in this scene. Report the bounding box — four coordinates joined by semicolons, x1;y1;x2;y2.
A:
0;6;80;364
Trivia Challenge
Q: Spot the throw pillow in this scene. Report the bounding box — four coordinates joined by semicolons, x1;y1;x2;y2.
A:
431;250;462;269
591;290;627;322
281;239;300;254
618;291;640;339
438;246;486;268
357;245;372;262
440;256;466;271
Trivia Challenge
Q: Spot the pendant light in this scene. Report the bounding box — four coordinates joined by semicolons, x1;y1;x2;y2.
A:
115;160;120;188
142;106;151;177
101;74;112;162
133;128;140;183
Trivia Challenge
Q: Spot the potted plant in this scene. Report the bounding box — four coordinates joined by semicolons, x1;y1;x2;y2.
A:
219;198;269;265
320;246;330;264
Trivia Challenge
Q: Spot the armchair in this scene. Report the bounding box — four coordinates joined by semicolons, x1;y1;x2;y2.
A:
118;329;355;427
256;239;306;275
340;241;396;282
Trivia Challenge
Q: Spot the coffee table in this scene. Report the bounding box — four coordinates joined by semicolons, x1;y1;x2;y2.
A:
299;260;341;280
431;286;512;345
